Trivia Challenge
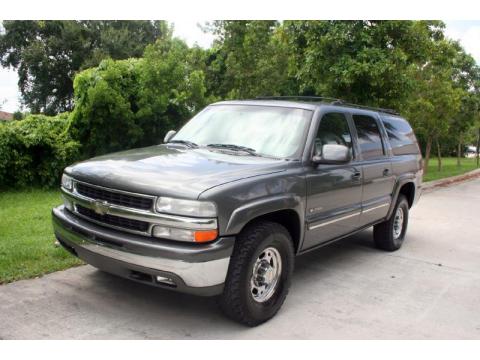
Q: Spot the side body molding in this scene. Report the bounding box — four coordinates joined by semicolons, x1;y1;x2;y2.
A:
225;194;305;239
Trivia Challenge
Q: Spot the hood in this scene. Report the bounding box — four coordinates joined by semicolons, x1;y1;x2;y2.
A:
66;145;286;199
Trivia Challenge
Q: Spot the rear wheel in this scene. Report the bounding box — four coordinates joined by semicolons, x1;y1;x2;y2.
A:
219;221;294;327
373;195;409;251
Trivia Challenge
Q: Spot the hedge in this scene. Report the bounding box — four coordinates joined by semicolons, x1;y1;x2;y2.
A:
0;114;80;189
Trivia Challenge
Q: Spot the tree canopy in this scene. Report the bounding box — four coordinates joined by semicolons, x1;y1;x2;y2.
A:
0;20;170;115
69;38;209;157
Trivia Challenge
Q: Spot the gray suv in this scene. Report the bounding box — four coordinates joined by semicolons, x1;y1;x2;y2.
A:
52;97;422;326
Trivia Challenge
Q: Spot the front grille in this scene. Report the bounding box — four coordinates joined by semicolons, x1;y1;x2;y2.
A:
76;182;153;210
76;205;149;233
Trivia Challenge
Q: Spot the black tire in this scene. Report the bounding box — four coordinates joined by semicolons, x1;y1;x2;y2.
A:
219;220;295;327
373;195;409;251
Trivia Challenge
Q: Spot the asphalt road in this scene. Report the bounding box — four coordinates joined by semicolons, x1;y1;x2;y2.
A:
1;179;480;339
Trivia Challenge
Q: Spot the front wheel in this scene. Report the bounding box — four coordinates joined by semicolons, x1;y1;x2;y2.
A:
373;195;409;251
219;221;294;327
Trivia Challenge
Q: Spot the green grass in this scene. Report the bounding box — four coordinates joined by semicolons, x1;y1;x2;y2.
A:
423;157;479;182
0;189;82;284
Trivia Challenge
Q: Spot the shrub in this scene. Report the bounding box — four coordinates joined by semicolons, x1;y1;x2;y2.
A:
69;38;210;158
0;113;80;189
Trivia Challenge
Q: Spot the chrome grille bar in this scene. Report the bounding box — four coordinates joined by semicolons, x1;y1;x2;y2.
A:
61;181;218;236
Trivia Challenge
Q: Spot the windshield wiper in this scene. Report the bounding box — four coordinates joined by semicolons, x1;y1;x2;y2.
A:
167;139;198;148
207;143;259;156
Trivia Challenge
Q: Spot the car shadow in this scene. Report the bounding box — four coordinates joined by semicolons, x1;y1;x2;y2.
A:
83;229;377;336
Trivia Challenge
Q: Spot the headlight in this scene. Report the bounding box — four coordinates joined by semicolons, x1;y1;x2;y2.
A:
156;197;217;217
61;174;73;191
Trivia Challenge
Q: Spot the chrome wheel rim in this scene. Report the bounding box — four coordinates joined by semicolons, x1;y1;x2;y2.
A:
393;207;404;240
250;247;282;303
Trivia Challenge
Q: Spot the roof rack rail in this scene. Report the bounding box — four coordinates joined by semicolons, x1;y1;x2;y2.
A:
254;96;399;115
255;96;343;103
332;100;400;115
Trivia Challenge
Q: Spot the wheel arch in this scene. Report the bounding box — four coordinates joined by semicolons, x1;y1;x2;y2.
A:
399;182;415;208
387;176;416;219
225;195;304;253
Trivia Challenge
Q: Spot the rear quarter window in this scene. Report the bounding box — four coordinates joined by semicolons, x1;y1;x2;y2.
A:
381;115;419;155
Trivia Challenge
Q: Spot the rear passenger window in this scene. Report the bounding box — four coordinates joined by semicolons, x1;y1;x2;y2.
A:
352;115;384;160
381;115;419;155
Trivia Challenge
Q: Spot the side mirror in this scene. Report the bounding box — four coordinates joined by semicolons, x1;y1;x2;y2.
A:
163;130;177;144
312;144;351;164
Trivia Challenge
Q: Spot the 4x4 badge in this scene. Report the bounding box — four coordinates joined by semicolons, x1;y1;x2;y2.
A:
92;200;110;216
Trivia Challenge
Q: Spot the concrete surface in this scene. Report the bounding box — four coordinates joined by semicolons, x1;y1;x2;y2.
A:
1;178;480;339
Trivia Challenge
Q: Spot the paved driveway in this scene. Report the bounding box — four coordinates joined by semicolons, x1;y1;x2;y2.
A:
1;179;480;339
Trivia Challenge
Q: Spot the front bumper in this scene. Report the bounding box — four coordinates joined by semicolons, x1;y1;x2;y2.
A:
52;205;234;296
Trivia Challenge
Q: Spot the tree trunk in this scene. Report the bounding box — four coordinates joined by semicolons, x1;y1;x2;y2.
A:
436;137;442;172
424;136;432;174
457;141;462;167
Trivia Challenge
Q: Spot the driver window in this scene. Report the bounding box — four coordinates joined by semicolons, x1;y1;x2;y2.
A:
315;112;353;157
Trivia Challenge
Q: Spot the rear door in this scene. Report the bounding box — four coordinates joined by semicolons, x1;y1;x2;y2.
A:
303;111;363;250
351;113;395;226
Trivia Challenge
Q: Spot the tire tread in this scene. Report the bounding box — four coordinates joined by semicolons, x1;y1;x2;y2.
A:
219;221;293;326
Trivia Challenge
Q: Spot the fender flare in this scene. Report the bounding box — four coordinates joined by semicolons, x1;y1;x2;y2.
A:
387;174;416;219
224;194;304;238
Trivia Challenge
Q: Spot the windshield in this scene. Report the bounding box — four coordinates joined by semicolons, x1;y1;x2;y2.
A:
172;105;312;158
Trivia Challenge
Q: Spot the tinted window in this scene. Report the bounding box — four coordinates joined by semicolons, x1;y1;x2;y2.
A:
315;113;353;157
381;115;419;155
352;115;384;160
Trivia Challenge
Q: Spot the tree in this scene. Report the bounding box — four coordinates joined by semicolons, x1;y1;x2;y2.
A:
283;20;444;109
0;20;170;115
205;21;295;99
69;38;209;157
442;41;480;167
12;111;24;120
403;39;465;172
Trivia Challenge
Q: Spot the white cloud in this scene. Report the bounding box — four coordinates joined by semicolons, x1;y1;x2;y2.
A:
444;21;480;65
171;20;215;48
0;67;21;113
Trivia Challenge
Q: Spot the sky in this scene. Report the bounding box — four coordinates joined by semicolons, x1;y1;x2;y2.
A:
1;20;479;113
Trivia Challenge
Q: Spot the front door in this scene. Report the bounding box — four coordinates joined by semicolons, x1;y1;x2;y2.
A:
302;112;363;250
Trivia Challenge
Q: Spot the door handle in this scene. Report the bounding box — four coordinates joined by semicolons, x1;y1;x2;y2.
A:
352;170;361;181
383;168;390;177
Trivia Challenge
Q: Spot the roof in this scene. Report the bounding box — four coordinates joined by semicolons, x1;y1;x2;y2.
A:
212;96;400;116
0;111;13;121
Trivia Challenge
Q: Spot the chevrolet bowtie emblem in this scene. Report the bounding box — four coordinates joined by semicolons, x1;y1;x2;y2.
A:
92;200;110;216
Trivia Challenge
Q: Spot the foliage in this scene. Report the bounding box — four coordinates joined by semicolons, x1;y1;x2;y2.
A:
12;111;24;120
403;38;480;170
205;21;295;99
0;20;170;115
69;38;209;157
281;21;443;109
0;113;80;188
